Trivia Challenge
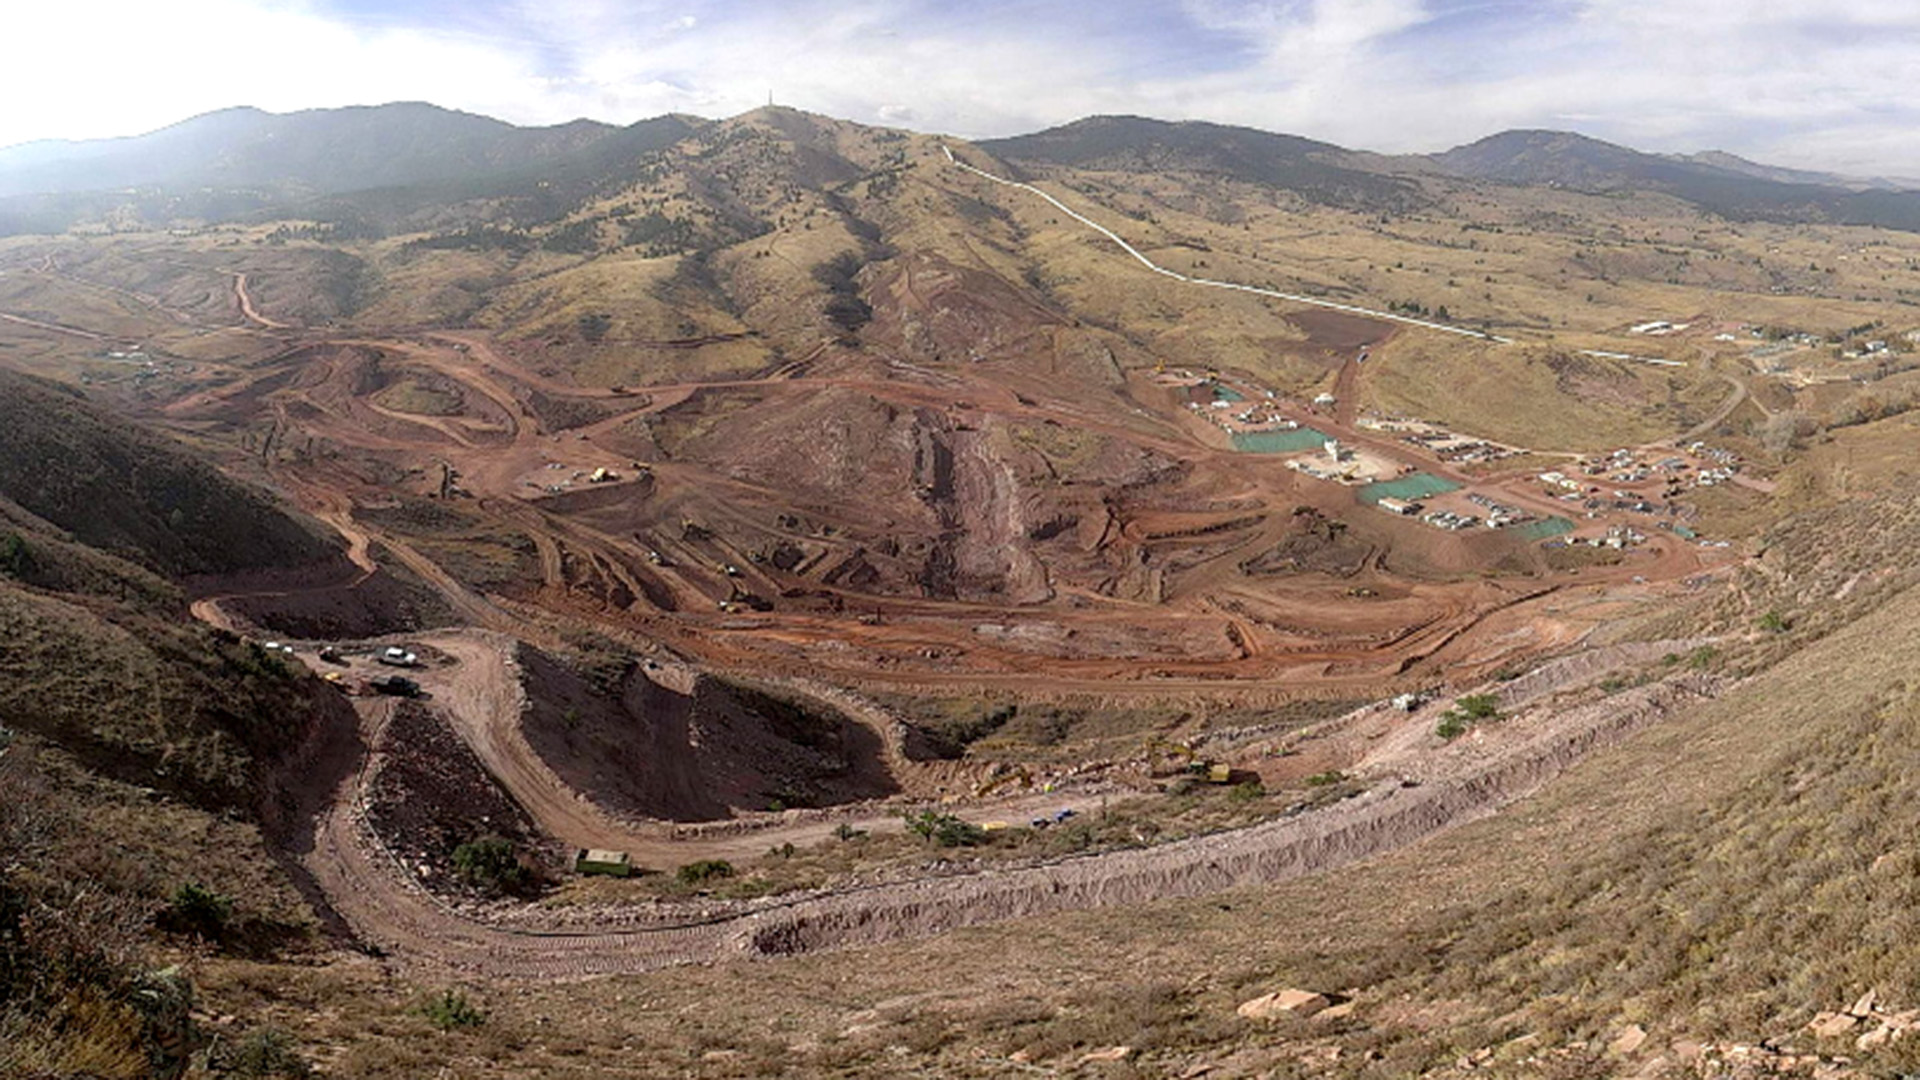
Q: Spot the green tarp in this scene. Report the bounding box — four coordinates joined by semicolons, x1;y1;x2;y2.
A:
1515;516;1576;540
1231;427;1330;454
1357;473;1463;504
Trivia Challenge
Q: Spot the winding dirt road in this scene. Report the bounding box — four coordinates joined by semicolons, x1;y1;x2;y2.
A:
295;653;1712;980
232;272;288;329
286;621;1719;979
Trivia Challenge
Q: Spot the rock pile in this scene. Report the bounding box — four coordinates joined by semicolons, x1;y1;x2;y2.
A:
1809;990;1920;1052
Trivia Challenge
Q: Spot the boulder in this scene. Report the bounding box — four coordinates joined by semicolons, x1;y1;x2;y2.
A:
1077;1045;1134;1065
1608;1024;1648;1055
1809;1012;1859;1039
1238;989;1331;1021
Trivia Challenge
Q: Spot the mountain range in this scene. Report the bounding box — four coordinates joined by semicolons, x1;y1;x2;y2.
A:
6;103;1920;238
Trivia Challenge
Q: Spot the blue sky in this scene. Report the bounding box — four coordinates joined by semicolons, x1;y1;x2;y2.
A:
7;0;1920;176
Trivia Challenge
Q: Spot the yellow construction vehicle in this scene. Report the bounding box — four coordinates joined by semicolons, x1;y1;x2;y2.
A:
973;765;1033;798
1145;737;1233;784
1143;737;1198;776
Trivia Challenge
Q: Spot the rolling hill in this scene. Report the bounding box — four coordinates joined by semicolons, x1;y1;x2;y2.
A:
10;102;1920;239
0;103;697;236
1434;128;1920;229
0;369;342;578
979;114;1423;211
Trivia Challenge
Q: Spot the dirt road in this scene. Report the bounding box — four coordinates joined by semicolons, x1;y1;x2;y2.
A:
294;636;1719;978
232;272;288;329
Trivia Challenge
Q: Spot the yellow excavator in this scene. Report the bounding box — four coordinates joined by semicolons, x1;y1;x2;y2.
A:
1144;737;1232;784
973;765;1033;798
1144;737;1197;775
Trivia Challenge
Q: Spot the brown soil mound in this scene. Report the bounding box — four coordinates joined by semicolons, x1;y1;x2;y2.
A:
518;648;899;823
220;566;456;639
365;700;552;894
1240;508;1376;578
1288;308;1395;351
864;252;1065;365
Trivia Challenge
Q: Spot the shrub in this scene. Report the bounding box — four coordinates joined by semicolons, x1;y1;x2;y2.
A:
451;837;526;895
1455;693;1502;720
903;810;986;847
833;822;867;842
1229;780;1266;801
213;1027;312;1077
575;312;612;343
0;533;29;578
417;989;484;1030
1305;770;1347;787
1757;610;1789;633
676;859;734;885
1436;713;1470;741
159;882;232;941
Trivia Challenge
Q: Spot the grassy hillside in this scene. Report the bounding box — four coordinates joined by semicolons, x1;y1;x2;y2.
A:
982;115;1422;212
0;396;359;1078
0;369;340;578
0;416;402;1075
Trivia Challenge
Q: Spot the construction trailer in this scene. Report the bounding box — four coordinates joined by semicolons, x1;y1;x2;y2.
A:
575;849;633;877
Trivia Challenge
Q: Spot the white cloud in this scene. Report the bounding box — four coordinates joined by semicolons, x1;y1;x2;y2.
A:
4;0;1920;177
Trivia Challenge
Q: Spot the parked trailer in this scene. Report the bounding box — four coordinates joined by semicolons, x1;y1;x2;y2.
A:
575;849;633;877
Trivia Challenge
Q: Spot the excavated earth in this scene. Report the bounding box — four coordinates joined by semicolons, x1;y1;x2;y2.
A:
9;191;1744;980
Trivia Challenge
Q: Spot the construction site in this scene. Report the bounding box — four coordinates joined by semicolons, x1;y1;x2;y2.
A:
146;270;1742;974
0;103;1828;1023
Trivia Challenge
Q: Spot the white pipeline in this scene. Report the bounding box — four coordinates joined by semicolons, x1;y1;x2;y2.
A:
941;144;1515;345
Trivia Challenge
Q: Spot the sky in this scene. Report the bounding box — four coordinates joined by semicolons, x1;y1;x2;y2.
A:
7;0;1920;177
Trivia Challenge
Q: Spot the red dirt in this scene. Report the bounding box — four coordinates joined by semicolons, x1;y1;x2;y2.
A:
95;243;1741;977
